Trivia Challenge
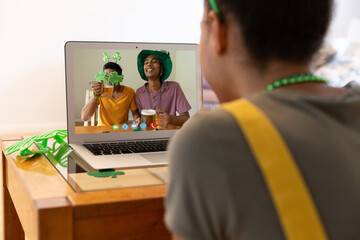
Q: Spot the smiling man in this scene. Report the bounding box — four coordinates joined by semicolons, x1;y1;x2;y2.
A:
136;50;191;130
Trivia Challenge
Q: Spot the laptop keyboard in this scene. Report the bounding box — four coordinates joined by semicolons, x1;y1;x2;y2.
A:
83;140;169;156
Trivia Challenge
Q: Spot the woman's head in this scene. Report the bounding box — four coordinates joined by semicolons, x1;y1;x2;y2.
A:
203;0;334;67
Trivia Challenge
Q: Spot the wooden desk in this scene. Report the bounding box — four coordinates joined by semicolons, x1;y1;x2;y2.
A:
1;138;171;240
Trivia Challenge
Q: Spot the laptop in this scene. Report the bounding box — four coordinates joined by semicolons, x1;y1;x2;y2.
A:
64;41;202;170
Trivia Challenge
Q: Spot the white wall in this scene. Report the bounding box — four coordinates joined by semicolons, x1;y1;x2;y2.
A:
1;0;358;135
329;0;360;38
0;0;203;135
175;51;198;116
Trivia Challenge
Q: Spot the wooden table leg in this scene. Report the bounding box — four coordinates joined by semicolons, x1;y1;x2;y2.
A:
36;198;73;240
2;153;25;240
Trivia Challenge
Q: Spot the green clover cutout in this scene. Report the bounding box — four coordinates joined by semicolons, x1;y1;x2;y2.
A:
5;130;70;167
87;170;125;178
95;71;107;82
113;52;121;63
95;52;124;86
94;72;123;85
108;72;124;85
103;52;111;62
5;130;67;156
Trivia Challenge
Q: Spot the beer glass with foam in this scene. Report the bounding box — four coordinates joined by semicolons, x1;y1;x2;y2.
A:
141;109;157;131
101;82;114;99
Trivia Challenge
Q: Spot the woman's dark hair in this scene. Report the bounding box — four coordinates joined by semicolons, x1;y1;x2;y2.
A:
103;62;122;75
205;0;334;66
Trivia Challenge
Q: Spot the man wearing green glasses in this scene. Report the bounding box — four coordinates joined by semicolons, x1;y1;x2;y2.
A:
165;0;360;239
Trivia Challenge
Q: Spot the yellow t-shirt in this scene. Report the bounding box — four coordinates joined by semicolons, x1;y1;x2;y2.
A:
97;86;138;126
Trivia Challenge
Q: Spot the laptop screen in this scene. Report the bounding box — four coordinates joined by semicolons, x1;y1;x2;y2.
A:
65;41;202;143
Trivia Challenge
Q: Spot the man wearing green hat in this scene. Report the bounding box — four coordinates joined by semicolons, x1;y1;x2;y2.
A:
136;50;191;130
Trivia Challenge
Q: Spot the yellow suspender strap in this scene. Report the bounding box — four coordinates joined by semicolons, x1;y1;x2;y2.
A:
222;99;328;240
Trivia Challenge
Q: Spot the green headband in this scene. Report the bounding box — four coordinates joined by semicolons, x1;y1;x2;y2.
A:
95;52;124;85
103;52;122;63
209;0;224;22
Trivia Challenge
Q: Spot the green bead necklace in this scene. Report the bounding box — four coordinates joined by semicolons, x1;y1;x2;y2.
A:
265;74;329;91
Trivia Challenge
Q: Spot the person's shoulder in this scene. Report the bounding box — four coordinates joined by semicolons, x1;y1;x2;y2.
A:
136;84;146;94
168;107;248;192
165;81;178;84
188;108;236;128
123;85;134;91
123;85;136;95
344;81;360;96
165;81;180;88
169;108;239;157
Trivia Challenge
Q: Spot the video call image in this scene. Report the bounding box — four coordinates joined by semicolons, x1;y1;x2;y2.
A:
72;48;199;134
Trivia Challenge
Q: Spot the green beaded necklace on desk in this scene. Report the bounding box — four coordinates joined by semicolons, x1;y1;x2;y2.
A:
265;73;328;91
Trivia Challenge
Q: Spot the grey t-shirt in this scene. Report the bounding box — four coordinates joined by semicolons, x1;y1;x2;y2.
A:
165;83;360;240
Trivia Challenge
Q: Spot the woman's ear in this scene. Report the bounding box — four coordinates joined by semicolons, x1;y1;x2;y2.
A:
208;11;227;55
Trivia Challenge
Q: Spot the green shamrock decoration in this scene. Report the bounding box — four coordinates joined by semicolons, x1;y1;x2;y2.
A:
95;71;107;82
94;71;123;85
5;130;70;167
103;52;111;62
113;52;121;63
87;170;125;178
108;71;124;85
94;52;124;86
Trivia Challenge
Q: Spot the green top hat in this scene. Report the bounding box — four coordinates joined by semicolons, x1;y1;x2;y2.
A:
137;50;172;83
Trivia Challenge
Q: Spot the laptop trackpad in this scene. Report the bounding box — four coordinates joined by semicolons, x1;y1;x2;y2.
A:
140;152;168;164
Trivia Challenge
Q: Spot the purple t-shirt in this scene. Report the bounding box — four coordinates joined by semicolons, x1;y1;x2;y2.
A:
136;81;191;115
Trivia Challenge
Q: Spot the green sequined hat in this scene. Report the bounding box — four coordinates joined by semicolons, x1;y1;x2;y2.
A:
137;50;173;83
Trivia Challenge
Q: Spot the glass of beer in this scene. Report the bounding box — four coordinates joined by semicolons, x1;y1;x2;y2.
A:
141;109;157;131
101;82;114;99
